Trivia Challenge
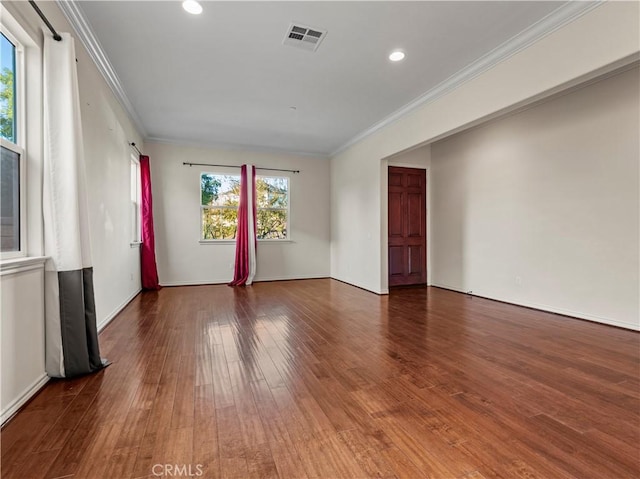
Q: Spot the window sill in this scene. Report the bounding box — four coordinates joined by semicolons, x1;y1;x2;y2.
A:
199;240;293;245
0;256;48;276
130;241;142;248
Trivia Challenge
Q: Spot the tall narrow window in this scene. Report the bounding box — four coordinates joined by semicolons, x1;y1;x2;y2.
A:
0;29;25;257
130;155;141;243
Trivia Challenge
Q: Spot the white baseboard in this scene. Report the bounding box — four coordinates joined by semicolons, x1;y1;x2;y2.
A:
431;282;639;331
97;287;141;332
1;374;49;426
329;275;387;295
160;280;227;287
256;274;329;282
160;274;329;287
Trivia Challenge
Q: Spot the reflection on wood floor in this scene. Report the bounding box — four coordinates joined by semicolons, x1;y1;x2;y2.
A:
1;279;639;478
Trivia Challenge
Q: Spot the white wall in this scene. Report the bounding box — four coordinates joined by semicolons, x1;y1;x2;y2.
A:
1;260;47;424
77;46;144;329
1;1;144;421
387;146;432;170
146;141;330;285
330;1;639;296
430;67;639;330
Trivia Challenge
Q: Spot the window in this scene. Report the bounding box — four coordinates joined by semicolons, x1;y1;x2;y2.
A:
201;174;239;240
130;155;141;243
200;173;289;240
255;176;288;239
0;145;20;252
1;28;25;258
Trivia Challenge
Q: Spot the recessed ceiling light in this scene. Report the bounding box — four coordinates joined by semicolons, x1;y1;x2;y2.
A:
389;50;405;62
182;0;203;15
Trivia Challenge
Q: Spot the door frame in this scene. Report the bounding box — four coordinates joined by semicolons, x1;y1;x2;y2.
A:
380;159;431;294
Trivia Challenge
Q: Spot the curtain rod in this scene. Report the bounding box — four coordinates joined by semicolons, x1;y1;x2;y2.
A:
183;162;300;174
130;142;143;156
29;1;62;41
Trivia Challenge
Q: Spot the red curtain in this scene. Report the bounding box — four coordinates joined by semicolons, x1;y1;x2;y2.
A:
229;165;257;286
139;155;160;290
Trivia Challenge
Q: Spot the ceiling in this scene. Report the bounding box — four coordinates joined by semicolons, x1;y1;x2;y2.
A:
75;1;570;156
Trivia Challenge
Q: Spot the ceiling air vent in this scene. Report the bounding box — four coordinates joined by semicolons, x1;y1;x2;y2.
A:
283;23;327;52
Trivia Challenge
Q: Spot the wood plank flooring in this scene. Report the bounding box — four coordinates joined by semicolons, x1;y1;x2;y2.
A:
1;279;638;478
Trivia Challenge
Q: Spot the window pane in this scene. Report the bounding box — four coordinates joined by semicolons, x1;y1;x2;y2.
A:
202;207;238;240
131;159;140;242
201;174;240;207
256;177;288;208
256;209;287;240
1;33;16;143
1;145;20;251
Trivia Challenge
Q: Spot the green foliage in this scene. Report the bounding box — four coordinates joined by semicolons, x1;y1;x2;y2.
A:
202;207;238;240
256;177;288;209
201;174;289;240
201;174;239;239
0;67;15;142
255;177;288;239
256;209;287;239
200;174;221;205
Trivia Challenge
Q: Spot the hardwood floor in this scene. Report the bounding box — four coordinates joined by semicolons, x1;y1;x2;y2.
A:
1;279;638;479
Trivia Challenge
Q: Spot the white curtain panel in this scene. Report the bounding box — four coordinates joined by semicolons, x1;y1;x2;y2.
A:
43;32;104;378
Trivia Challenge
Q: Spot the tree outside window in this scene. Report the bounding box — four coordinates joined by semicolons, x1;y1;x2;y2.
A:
1;32;16;142
1;30;22;256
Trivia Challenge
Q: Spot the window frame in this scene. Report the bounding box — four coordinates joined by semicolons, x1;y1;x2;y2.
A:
0;25;26;259
199;171;291;243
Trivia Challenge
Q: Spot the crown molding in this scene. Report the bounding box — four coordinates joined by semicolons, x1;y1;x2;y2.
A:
56;0;147;137
146;136;329;160
330;0;604;157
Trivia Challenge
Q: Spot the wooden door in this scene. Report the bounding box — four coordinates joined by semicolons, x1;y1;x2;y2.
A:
388;166;426;287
